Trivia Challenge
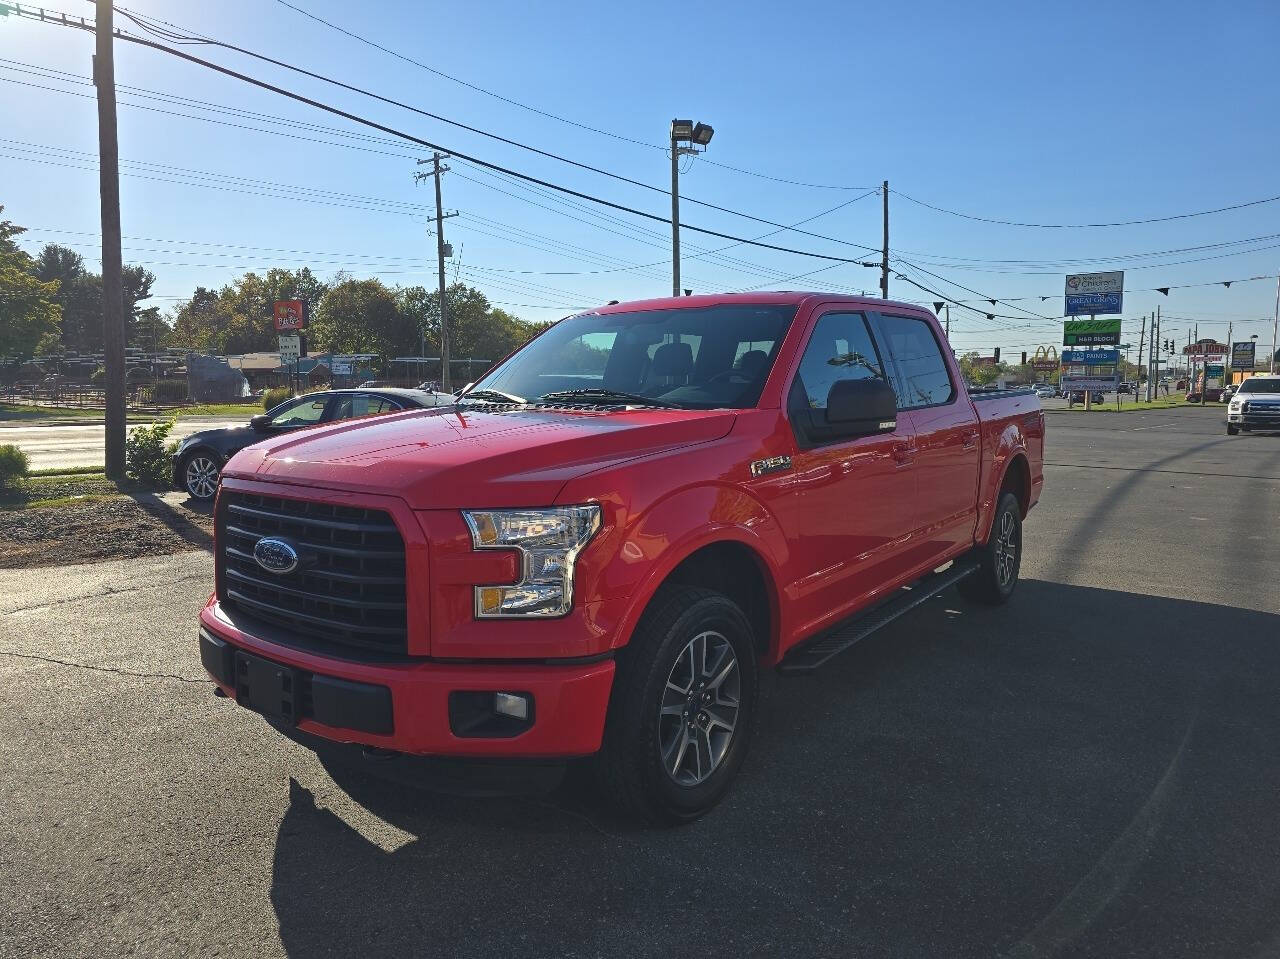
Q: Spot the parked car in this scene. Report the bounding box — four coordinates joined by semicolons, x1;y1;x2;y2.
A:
1220;384;1238;403
1033;384;1056;398
1226;375;1280;434
196;293;1044;822
172;388;449;500
1068;390;1104;404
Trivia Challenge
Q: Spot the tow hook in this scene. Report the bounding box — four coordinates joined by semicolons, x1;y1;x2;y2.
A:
212;686;228;698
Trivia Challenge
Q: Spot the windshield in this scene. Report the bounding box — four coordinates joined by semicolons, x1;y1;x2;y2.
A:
1237;378;1280;394
466;304;797;409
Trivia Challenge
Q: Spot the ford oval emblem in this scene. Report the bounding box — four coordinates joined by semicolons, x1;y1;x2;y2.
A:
253;537;299;575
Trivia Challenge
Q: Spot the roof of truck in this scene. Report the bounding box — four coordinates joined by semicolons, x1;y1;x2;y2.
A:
592;292;932;316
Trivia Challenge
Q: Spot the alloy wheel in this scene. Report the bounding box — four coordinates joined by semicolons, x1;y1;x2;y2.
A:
185;456;219;499
994;509;1020;588
658;630;741;786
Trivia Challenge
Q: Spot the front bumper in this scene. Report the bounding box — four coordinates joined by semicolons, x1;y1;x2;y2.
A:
199;600;615;758
1227;408;1280;428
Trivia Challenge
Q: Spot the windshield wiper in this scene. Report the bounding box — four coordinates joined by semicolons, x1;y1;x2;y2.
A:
456;388;526;404
539;388;683;408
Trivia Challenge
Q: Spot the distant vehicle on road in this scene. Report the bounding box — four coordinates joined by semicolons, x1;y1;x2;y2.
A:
1226;375;1280;435
171;388;448;500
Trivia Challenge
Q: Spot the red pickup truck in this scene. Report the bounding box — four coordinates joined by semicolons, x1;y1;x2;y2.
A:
199;293;1043;822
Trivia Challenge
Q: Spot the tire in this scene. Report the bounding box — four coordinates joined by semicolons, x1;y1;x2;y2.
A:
1227;424;1239;436
180;450;221;500
594;585;759;825
958;491;1023;606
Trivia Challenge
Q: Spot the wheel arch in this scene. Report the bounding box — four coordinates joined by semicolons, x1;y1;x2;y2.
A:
612;532;783;666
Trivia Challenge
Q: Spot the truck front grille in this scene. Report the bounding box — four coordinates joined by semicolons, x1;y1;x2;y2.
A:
217;490;408;656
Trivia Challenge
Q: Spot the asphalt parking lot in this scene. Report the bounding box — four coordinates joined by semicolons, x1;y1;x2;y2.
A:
1;404;1278;958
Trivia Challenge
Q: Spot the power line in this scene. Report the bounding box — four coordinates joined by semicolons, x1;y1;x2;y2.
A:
103;5;881;249
894;187;1280;229
18;10;883;268
265;0;874;192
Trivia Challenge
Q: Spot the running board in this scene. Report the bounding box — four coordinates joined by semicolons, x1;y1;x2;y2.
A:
777;559;981;675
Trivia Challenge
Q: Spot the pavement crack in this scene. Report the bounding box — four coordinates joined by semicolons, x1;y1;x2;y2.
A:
0;649;206;683
0;572;208;616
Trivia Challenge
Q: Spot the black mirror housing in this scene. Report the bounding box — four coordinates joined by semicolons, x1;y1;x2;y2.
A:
824;378;898;437
249;414;271;431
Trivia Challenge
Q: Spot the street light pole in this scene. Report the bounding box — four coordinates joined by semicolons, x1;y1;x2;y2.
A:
670;128;681;297
669;119;713;297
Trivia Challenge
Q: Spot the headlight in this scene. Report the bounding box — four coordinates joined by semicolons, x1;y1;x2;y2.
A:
463;506;601;618
1230;401;1242;411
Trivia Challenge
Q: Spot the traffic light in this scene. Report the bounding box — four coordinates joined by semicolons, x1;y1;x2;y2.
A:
993;347;1001;362
1021;351;1027;366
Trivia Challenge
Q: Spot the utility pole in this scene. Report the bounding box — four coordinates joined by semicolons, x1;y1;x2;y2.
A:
94;0;125;479
944;304;951;339
1141;316;1152;402
880;180;890;299
415;155;457;391
1272;271;1279;374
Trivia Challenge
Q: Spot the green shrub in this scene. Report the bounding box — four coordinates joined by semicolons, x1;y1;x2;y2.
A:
124;420;176;488
262;386;293;411
0;444;29;488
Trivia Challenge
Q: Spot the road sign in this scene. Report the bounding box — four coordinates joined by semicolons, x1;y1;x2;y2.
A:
1060;374;1119;392
1065;271;1124;316
278;334;300;365
1063;318;1122;346
272;300;307;332
1061;348;1120;365
1231;341;1256;369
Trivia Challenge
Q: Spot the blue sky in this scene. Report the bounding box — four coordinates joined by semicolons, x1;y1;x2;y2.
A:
2;0;1278;361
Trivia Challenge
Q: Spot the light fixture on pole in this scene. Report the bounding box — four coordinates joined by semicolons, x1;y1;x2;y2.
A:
670;118;714;296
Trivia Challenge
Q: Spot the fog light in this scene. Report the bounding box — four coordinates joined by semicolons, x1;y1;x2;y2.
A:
494;692;530;720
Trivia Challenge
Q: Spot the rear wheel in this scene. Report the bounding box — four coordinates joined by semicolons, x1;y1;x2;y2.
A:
595;585;758;824
958;491;1022;605
181;451;220;500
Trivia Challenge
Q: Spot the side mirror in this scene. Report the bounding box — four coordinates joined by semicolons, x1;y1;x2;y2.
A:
825;378;898;437
249;414;271;431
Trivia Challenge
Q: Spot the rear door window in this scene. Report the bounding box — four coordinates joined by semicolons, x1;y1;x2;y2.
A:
872;314;955;409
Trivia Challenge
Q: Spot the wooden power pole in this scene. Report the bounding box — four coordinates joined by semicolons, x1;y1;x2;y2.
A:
95;0;126;478
880;180;889;299
415;154;456;391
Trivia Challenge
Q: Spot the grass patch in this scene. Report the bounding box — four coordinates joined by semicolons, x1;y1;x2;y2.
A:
0;471;132;510
27;465;107;477
0;403;101;420
179;403;258;417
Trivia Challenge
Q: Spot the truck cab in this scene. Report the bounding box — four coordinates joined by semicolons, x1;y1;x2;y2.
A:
199;293;1043;822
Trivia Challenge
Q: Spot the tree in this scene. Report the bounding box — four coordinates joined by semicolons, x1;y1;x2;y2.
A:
958;351;1007;387
31;243;154;354
311;277;413;357
0;208;62;360
167;268;328;355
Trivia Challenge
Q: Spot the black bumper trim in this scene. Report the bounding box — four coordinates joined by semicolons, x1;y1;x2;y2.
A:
200;629;393;736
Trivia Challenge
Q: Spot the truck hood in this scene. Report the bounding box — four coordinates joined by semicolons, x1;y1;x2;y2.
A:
221;405;737;508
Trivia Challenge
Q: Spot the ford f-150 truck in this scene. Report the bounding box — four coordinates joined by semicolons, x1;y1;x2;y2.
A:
198;293;1043;822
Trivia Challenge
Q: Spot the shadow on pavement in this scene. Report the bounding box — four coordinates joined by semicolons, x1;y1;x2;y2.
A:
268;579;1280;959
130;491;213;552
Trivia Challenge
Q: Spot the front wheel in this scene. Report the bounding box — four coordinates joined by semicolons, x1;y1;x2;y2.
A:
595;585;759;824
958;491;1023;605
1227;423;1239;436
181;451;221;500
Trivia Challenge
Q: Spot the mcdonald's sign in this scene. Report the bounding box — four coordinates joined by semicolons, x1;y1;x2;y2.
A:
1031;345;1059;372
